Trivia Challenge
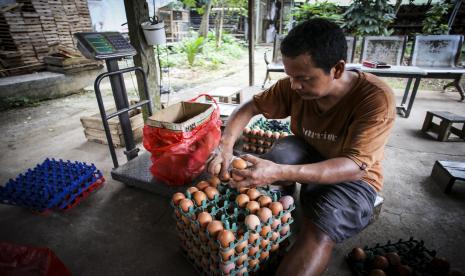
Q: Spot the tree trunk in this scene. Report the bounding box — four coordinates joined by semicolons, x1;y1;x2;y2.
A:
199;0;213;38
123;0;160;115
216;2;224;47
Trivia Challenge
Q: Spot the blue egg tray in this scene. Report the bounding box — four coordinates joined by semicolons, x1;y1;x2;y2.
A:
0;158;105;213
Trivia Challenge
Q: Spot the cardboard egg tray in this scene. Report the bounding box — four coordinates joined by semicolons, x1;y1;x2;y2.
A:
241;119;292;154
172;183;295;276
0;158;105;213
346;237;443;276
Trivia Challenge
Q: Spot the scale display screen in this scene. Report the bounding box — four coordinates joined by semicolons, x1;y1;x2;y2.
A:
74;32;137;60
85;34;115;54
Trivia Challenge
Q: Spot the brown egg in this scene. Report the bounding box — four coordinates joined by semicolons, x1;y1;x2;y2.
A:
197;212;212;229
207;220;224;238
396;265;413;276
235;239;247;253
260;225;271;238
260;239;270;249
181;214;190;226
204;186;219;200
368;269;386;276
247;189;261;201
273;132;281;140
249;259;259;267
281;213;291;224
271;218;280;229
270;231;279;242
218;229;235;248
236;194;250;208
258;195;272;207
279;225;290;236
213;163;221;175
179;198;194;212
269;202;283;216
243;127;251;135
220;262;235;274
248;232;259;244
280;132;288;138
270;243;279;252
385;252;401;266
350;247;366;262
220;248;235;261
186;186;198;195
248;246;259;257
209;176;221;188
250;145;257;152
232;158;248;169
265;130;273;138
257;207;272;223
257;147;264;154
236;254;247;266
243;144;250;151
259;251;269;261
196;180;210;191
258;129;265;137
251;128;260;136
245;214;261;231
192;191;207;206
371;255;389;270
239;187;249;193
246;201;260;214
279;196;295;210
172;192;185;206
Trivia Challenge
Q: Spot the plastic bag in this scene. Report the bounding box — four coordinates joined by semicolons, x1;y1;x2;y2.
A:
0;241;71;276
143;94;222;186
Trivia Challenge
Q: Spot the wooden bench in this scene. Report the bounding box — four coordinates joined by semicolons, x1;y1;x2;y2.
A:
421;111;465;141
431;160;465;193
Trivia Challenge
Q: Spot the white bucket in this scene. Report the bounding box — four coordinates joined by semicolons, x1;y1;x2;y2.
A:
141;21;166;45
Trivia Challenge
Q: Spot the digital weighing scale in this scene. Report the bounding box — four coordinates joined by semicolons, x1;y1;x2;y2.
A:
75;32;187;196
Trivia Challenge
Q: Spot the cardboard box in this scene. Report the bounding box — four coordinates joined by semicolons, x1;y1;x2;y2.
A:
146;101;215;132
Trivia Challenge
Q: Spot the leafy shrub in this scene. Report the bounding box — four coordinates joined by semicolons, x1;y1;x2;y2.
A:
343;0;396;36
292;1;344;25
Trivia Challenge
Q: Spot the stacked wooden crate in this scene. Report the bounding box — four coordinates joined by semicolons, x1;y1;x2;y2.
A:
0;0;93;77
80;105;144;148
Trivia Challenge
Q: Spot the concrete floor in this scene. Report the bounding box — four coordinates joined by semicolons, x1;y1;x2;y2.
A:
1;52;465;275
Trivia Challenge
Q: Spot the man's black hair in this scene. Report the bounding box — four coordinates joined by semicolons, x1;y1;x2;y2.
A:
280;18;347;74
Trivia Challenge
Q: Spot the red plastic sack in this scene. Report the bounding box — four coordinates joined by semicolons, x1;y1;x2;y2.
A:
143;94;222;186
0;241;71;276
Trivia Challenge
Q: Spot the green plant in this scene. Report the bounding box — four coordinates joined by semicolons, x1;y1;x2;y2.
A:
343;0;396;36
422;1;452;34
292;1;344;25
183;36;205;66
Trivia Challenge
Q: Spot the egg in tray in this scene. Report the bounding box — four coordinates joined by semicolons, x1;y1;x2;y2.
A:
171;168;295;275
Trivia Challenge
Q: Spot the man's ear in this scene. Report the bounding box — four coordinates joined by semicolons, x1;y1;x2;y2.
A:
333;60;346;79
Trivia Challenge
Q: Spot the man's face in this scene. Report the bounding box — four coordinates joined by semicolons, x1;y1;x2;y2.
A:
282;54;334;100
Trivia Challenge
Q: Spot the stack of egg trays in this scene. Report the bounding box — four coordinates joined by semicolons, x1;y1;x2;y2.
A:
173;184;295;275
346;237;437;276
242;118;292;154
0;158;104;213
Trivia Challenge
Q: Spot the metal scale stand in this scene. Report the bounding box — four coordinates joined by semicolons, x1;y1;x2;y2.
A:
75;32;184;197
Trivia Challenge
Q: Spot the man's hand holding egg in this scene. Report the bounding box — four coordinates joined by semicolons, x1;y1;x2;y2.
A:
207;145;233;182
230;154;282;189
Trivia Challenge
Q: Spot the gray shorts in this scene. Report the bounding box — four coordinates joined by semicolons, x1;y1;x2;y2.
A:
261;135;377;243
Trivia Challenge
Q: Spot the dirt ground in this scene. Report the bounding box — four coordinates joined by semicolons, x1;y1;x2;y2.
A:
1;45;465;275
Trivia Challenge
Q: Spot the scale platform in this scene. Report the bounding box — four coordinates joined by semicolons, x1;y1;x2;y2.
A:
111;151;209;198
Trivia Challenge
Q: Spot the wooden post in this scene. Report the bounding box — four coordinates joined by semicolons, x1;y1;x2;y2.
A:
123;0;160;116
248;0;255;86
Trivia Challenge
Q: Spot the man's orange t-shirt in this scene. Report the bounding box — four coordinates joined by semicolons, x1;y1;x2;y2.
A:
253;71;396;192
